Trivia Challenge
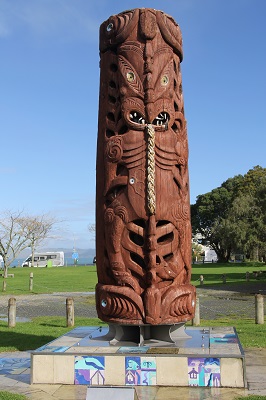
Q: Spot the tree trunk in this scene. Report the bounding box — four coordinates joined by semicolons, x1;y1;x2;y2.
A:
3;264;8;279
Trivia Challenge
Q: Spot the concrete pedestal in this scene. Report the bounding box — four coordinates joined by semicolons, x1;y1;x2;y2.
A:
31;325;246;388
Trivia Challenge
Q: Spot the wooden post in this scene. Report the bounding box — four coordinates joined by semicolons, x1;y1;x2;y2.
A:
29;272;33;291
255;294;264;324
246;271;250;282
200;275;204;286
66;297;74;327
8;297;16;328
2;280;6;292
192;297;200;326
222;274;226;284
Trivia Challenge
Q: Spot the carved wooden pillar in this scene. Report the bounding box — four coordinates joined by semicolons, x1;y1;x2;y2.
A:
96;8;196;326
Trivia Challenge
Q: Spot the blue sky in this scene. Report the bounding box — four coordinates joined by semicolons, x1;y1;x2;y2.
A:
0;0;265;249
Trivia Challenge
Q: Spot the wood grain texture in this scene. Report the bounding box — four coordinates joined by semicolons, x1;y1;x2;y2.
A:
96;8;196;325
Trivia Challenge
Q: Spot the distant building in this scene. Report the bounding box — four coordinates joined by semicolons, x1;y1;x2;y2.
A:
192;234;218;263
204;248;218;263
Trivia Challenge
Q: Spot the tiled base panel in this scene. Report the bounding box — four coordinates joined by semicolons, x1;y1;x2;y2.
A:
31;326;245;387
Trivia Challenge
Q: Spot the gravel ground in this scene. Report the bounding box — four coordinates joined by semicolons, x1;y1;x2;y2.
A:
0;282;265;321
0;292;98;320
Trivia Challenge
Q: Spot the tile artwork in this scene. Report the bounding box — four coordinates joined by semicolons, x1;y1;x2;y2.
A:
125;356;156;386
36;345;70;353
75;356;105;385
188;357;221;387
210;333;238;344
117;347;149;354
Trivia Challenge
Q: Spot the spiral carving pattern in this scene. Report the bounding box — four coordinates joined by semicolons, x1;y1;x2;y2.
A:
105;137;123;162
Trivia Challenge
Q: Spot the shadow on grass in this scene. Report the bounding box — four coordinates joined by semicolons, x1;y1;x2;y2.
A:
194;280;266;294
0;331;56;351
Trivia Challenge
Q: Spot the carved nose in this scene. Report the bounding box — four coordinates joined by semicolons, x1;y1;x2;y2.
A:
145;103;154;124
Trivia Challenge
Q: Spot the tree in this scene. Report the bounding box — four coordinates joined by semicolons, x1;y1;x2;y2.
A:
191;166;266;262
192;241;204;263
234;166;266;260
191;179;241;262
18;214;57;267
0;211;30;278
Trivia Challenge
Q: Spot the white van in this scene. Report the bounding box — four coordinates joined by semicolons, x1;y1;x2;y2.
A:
22;252;64;267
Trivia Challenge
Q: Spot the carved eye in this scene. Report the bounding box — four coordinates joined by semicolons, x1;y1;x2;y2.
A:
106;23;114;32
161;75;169;86
126;72;135;82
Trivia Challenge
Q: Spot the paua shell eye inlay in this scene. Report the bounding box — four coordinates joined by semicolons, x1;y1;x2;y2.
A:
161;75;169;86
106;22;114;32
101;299;107;307
126;71;135;82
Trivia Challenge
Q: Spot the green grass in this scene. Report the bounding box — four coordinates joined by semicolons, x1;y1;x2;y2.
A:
0;317;105;352
0;265;97;295
0;392;28;400
1;262;265;295
191;262;266;287
234;397;266;400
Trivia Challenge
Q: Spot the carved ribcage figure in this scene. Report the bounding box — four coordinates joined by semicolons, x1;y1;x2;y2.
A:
96;8;196;325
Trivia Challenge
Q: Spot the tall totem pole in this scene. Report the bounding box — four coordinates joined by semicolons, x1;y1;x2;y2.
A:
96;8;196;330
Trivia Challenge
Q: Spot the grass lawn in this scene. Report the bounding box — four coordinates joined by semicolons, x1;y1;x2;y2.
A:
191;262;266;288
0;316;105;352
234;397;266;400
0;265;97;295
0;392;28;400
0;262;265;295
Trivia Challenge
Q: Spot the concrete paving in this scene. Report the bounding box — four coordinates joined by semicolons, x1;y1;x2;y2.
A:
0;348;266;399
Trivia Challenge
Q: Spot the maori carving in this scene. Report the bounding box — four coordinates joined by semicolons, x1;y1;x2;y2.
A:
96;8;196;326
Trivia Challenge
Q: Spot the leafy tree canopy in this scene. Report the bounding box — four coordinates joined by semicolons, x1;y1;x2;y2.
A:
191;166;266;262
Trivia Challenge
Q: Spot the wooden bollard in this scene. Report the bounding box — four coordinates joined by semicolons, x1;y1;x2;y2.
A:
8;297;16;328
200;275;204;286
2;280;6;292
66;297;74;327
246;271;250;282
255;294;264;324
29;272;33;291
222;274;226;284
192;297;200;326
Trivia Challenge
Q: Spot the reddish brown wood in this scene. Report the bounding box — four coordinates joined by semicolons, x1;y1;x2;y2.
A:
96;8;196;326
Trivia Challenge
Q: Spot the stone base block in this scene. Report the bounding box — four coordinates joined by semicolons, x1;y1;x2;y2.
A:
31;326;246;388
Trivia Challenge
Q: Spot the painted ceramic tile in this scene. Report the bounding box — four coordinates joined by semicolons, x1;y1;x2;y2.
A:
210;333;237;344
140;357;156;386
36;345;69;353
188;357;220;387
117;347;148;354
125;356;156;386
75;356;105;385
